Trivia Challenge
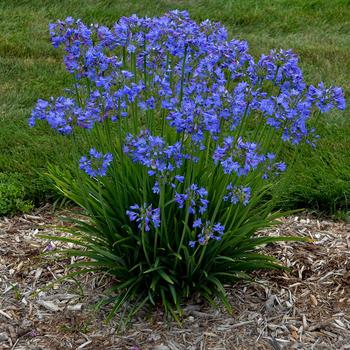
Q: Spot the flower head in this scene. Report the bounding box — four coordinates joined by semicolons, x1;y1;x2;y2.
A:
29;97;75;135
126;203;161;232
189;220;225;247
124;130;188;193
79;148;113;177
175;184;208;215
224;184;251;205
213;137;265;176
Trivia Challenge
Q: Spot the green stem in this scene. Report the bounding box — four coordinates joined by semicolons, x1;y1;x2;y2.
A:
174;208;190;270
161;108;166;138
74;82;83;107
141;227;151;266
122;47;126;67
192;245;207;274
233;102;250;143
205;134;211;168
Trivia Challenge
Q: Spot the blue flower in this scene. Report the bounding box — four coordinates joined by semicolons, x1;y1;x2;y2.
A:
189;220;225;247
193;218;202;228
308;83;346;113
123;130;187;189
224;184;251;205
79;148;113;177
29;97;75;135
175;184;208;215
213;137;265;176
262;154;287;179
174;175;185;183
188;240;196;248
126;203;161;232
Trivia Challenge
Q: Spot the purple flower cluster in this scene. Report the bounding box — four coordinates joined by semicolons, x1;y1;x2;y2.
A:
247;50;346;144
262;153;287;179
79;148;113;177
29;97;75;135
189;220;225;247
223;184;251;205
46;11;232;89
259;91;314;144
213;137;289;177
126;203;161;232
213;137;266;176
308;83;346;113
175;184;209;215
123;130;186;183
29;90;123;133
39;12;251;144
249;49;305;92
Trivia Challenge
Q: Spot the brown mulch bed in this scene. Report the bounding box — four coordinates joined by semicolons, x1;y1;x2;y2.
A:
0;206;349;350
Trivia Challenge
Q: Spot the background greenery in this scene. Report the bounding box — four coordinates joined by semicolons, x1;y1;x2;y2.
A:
0;0;349;216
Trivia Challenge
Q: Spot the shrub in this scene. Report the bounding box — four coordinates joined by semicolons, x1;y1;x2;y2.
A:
30;11;345;320
0;173;33;216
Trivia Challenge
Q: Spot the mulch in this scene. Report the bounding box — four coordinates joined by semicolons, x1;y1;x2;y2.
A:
0;205;349;349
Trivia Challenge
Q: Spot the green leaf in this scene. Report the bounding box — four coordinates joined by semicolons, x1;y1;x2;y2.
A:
158;270;175;285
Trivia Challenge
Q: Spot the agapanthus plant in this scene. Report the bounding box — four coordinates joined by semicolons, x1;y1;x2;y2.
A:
31;11;345;321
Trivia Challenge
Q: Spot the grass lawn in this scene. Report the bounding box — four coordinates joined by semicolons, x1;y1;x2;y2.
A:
0;0;349;215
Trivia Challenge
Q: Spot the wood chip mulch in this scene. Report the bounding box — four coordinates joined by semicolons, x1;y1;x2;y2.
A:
0;205;349;350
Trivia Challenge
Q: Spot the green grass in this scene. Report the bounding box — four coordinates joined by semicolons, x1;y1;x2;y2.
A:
0;0;349;215
276;119;350;214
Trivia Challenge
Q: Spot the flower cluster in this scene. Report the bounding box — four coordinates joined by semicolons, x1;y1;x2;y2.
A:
223;184;251;205
213;137;266;176
126;203;161;232
79;148;113;177
123;130;187;194
308;83;346;112
249;49;305;92
29;91;122;133
262;153;287;179
175;184;209;215
189;220;225;247
123;130;185;175
29;97;75;135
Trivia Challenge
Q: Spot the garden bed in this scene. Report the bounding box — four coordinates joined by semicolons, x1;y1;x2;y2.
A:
0;206;349;350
